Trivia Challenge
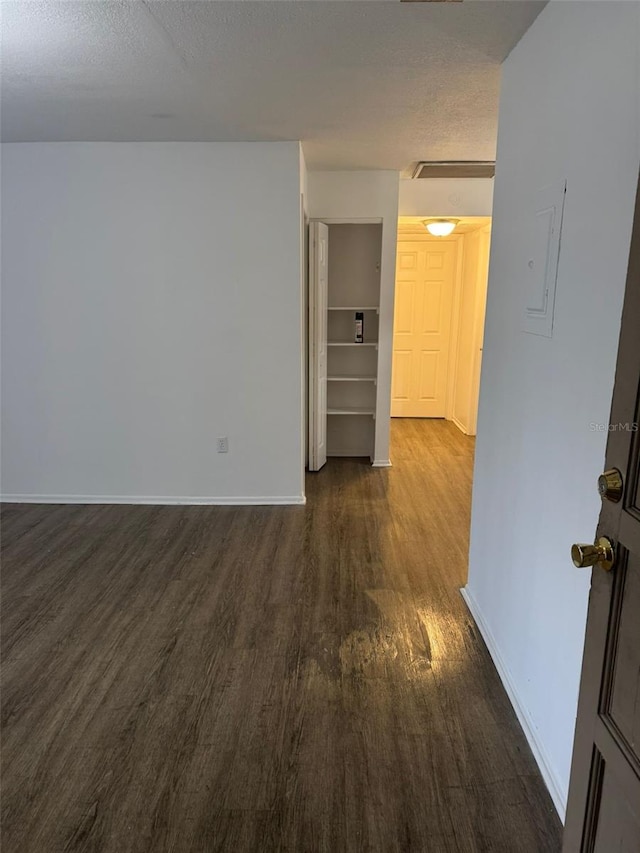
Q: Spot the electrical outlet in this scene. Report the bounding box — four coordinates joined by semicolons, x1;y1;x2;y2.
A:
217;436;229;453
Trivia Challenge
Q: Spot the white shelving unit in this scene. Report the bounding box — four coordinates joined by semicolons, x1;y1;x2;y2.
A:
328;375;377;383
328;342;378;348
328;306;380;313
325;223;382;460
327;406;376;416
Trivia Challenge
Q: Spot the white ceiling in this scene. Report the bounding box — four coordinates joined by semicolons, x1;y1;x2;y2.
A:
1;1;546;172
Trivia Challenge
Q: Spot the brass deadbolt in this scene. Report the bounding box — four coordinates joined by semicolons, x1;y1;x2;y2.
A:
597;469;623;503
571;537;615;572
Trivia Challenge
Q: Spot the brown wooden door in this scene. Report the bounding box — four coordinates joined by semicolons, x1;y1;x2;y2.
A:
563;174;640;850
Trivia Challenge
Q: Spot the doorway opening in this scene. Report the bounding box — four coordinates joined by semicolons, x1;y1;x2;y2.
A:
308;220;384;470
389;216;491;585
391;216;492;435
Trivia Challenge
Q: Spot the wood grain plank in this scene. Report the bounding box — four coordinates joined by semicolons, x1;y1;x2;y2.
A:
1;419;562;852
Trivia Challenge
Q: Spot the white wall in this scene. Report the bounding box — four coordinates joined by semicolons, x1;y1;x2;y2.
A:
300;145;309;470
451;225;491;436
465;1;640;819
1;142;305;504
399;177;494;217
307;170;399;466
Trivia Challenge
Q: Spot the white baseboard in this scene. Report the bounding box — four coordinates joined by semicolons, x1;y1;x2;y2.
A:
460;585;567;822
1;494;307;507
451;416;470;435
371;459;392;468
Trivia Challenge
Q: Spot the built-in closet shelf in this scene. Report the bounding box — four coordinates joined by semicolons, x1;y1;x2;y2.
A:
328;306;380;314
328;375;376;383
328;341;378;348
328;406;376;417
320;221;383;462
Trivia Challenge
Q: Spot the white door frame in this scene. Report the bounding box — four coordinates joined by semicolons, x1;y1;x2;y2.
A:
308;221;329;471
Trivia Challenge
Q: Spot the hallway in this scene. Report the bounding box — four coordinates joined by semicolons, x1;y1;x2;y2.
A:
1;420;562;852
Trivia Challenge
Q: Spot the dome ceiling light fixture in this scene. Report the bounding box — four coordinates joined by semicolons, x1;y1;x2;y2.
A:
423;219;459;237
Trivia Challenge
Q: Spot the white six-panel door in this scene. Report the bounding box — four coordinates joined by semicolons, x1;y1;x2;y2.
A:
308;222;329;471
391;240;457;418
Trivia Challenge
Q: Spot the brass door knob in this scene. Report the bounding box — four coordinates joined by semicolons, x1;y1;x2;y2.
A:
571;537;615;571
597;468;623;503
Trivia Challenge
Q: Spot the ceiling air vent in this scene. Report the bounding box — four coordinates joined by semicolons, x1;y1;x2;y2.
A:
412;161;495;179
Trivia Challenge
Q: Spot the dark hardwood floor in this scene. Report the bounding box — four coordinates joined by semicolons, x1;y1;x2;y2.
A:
1;419;562;852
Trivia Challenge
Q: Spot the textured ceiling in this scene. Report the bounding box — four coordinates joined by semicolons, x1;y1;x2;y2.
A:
1;1;546;171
